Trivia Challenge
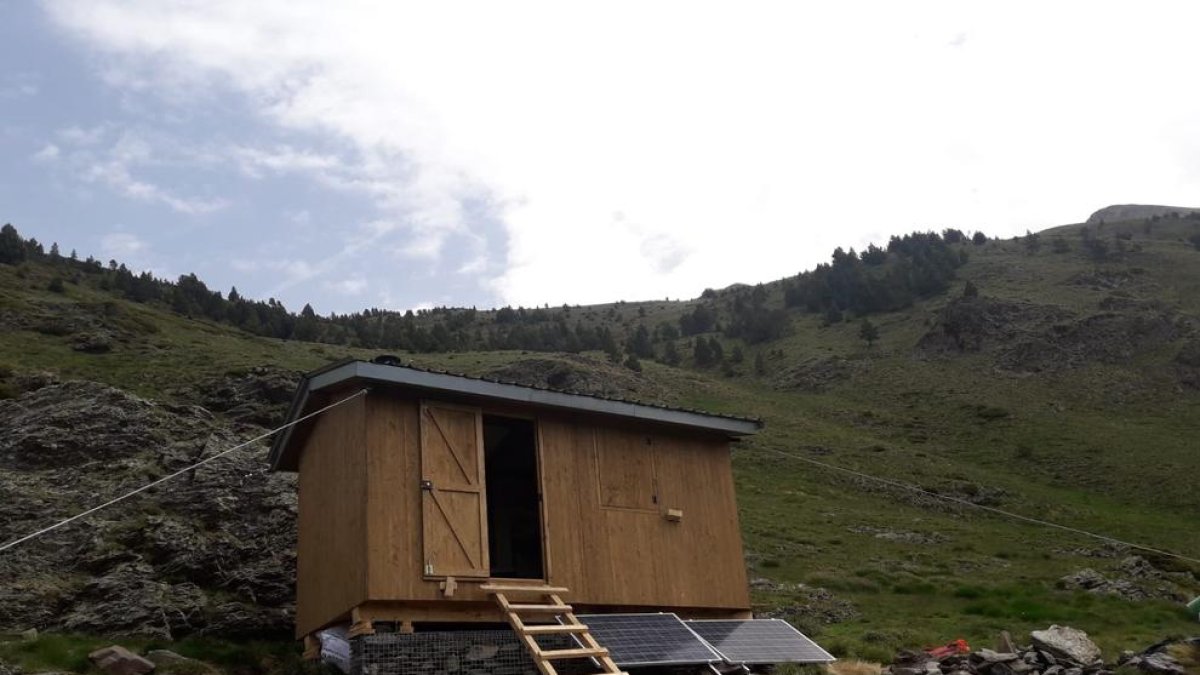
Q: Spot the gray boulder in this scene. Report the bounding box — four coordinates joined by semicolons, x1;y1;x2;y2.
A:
88;646;155;675
1031;626;1102;665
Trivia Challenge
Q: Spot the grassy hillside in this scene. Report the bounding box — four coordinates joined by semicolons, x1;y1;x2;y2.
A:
1;214;1199;669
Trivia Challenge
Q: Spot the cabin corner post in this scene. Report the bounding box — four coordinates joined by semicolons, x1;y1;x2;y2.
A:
301;634;320;661
347;606;376;637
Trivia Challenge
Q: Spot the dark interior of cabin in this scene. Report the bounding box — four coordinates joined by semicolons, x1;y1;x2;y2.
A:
483;415;544;579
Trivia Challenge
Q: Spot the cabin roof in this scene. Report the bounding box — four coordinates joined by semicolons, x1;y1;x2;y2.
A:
268;358;764;471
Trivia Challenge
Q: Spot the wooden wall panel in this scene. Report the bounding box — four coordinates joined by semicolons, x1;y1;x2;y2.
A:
539;418;750;611
295;394;368;638
352;395;749;620
364;395;423;601
594;429;656;511
651;434;750;608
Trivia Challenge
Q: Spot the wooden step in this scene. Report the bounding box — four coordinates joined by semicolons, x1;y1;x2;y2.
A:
508;603;572;614
521;624;588;635
538;647;608;661
481;583;570;594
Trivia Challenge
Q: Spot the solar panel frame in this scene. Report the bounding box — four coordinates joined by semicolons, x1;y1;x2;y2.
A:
571;613;723;667
685;618;837;665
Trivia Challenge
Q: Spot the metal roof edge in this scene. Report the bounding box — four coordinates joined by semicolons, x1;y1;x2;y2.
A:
339;361;762;436
267;371;316;472
269;359;764;472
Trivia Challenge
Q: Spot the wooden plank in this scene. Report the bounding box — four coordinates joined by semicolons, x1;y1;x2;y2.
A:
295;393;368;638
521;624;589;635
507;603;572;613
481;584;570;594
364;396;422;602
539;647;608;660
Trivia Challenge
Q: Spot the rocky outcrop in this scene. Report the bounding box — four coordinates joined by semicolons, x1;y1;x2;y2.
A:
916;297;1069;355
918;296;1192;374
0;380;298;638
772;356;869;392
487;355;670;402
1086;205;1200;225
1058;556;1193;603
190;366;299;427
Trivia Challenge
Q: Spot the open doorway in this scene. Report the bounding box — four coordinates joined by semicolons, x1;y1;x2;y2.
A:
483;415;544;579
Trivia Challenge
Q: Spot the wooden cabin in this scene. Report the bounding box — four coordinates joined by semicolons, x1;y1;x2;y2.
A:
268;359;763;645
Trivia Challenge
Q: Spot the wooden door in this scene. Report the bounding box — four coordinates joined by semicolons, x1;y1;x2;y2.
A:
420;402;489;578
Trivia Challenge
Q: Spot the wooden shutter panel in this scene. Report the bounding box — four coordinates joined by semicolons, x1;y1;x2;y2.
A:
420;402;489;578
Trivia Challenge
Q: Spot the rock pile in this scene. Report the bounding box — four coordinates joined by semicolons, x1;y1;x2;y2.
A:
885;627;1198;675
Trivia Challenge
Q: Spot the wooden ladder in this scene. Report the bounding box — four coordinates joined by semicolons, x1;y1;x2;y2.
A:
482;584;627;675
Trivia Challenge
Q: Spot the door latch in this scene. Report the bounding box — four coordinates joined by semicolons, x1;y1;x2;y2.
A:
420;480;433;491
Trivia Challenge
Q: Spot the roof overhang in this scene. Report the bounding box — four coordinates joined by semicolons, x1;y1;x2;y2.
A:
268;360;763;472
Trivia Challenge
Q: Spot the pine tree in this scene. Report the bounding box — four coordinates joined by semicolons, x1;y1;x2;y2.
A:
823;304;843;326
662;341;682;366
626;324;654;358
859;318;879;347
693;338;713;367
754;352;767;376
708;337;724;363
293;303;320;341
0;224;26;265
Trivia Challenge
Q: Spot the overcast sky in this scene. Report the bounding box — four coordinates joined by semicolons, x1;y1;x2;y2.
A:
2;1;1198;314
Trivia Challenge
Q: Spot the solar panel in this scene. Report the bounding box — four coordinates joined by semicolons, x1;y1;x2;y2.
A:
685;619;836;665
573;613;722;667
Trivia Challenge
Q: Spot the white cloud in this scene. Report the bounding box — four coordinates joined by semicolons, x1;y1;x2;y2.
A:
57;125;107;146
0;72;39;99
286;209;311;225
37;124;230;215
326;276;368;295
233;145;344;178
31;144;60;163
43;1;1200;307
100;232;147;257
82;157;227;214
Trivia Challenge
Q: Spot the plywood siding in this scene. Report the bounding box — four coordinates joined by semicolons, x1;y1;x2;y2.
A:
352;395;749;616
363;395;423;600
295;394;368;637
539;419;750;610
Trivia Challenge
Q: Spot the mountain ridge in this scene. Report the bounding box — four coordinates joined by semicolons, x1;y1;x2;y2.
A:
1;207;1198;667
